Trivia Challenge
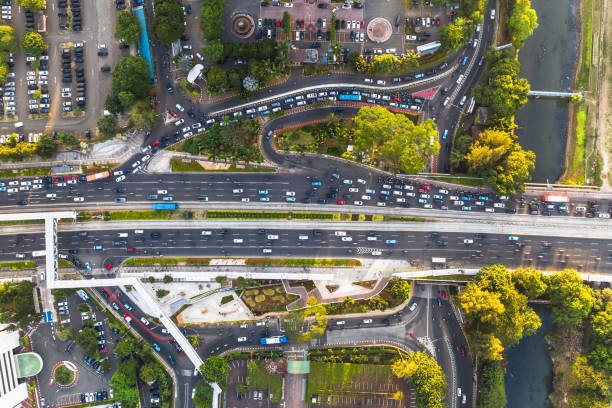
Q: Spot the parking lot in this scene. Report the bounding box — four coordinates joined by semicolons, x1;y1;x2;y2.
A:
226;359;281;408
0;0;121;136
32;290;119;407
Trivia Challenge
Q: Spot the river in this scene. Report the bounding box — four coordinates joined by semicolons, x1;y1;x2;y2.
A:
504;305;553;408
515;0;579;182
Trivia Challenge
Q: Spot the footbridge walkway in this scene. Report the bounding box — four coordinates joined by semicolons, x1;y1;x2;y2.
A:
528;90;584;98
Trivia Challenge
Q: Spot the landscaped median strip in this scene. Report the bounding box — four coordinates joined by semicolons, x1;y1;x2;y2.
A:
122;258;361;267
75;210;426;222
0;261;37;270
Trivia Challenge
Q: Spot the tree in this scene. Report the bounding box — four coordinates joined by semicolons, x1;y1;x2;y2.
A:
176;55;194;71
200;356;228;389
508;0;538;47
105;93;124;114
118;359;139;385
193;379;214;408
139;362;162;383
353;106;439;173
465;129;535;195
110;370;140;408
112;56;151;100
391;351;447;408
130;100;159;130
459;265;541;361
118;91;136;110
569;356;612;408
206;66;229;95
282;11;291;37
548;269;594;328
0;26;17;53
163;274;173;283
200;0;223;41
115;11;141;44
511;268;547;299
152;0;184;44
76;326;100;356
478;361;507;408
387;278;411;300
21;30;46;56
440;17;470;49
203;39;224;63
0;281;37;329
282;296;328;343
242;75;258;91
115;336;140;358
36;134;58;159
97;115;118;137
17;0;45;11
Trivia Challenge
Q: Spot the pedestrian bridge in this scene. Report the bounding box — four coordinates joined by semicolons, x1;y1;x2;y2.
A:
528;90;584;98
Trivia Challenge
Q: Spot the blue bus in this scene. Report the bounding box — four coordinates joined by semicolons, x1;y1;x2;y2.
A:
152;203;178;210
260;336;288;345
339;93;361;101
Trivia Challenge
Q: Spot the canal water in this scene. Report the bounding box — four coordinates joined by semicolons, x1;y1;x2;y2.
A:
504;306;553;408
515;0;579;182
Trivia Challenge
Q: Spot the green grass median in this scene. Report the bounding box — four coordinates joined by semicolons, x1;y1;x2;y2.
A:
0;261;37;270
245;258;361;267
206;211;334;220
171;159;275;173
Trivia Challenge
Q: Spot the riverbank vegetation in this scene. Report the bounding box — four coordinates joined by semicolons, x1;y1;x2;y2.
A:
277;107;439;174
449;0;538;195
459;266;611;407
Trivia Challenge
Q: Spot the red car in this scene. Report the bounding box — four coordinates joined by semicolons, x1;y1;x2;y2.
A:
422;185;431;190
418;188;425;193
152;140;160;146
276;20;281;27
460;347;465;357
450;10;458;16
435;17;440;26
360;21;364;29
126;247;135;252
169;111;178;118
394;97;401;102
106;263;113;271
336;200;345;205
441;290;447;299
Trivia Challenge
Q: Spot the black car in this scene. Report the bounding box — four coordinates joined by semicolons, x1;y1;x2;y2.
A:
101;66;110;72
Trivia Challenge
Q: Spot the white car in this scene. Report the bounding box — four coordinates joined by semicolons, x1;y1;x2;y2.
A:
62;87;71;93
8;181;18;186
57;183;67;187
20;181;31;186
142;155;151;162
183;132;193;138
61;92;71;97
19;186;29;191
175;103;185;112
241;197;250;202
157;190;168;194
341;236;352;242
182;126;191;133
131;160;141;168
357;179;366;184
363;319;372;323
116;175;126;182
353;201;363;206
73;197;84;202
285;191;295;196
192;123;202;129
348;187;359;193
237;337;247;342
175;118;185;126
464;239;474;244
7;188;17;193
361;195;371;200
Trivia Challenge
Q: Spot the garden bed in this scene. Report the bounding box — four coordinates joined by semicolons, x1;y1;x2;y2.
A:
240;284;298;314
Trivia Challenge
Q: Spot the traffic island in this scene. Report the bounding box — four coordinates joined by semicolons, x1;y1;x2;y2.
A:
51;361;78;388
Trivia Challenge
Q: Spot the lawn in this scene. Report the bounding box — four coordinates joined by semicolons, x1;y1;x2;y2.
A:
307;362;405;406
122;257;211;266
0;261;37;270
108;210;173;220
0;167;50;178
240;285;298;314
277;120;352;157
247;360;283;403
206;211;334;220
172;159;276;173
245;258;361;267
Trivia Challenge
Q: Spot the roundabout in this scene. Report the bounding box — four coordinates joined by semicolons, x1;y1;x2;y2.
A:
52;361;79;388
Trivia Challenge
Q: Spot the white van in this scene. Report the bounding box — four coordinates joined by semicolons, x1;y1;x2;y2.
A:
456;74;464;84
490;9;496;20
298;235;309;240
598;213;610;218
334;231;347;236
140;317;150;325
459;95;467;106
201;230;212;235
135;229;144;234
473;39;479;48
233;238;244;244
118;233;128;238
295;31;299;41
267;234;279;240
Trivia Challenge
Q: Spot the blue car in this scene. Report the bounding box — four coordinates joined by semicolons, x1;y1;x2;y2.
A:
385;239;397;245
85;262;92;272
461;196;472;201
461;206;472;211
167;355;175;366
258;189;269;195
259;197;270;202
285;197;296;202
162;196;173;201
152;343;161;352
311;181;322;187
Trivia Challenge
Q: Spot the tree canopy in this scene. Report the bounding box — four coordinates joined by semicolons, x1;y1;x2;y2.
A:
115;11;141;45
459;265;541;361
21;30;46;56
17;0;44;11
0;25;17;53
193;379;214;408
282;296;328;343
391;351;447;408
387;278;411;301
547;269;594;328
352;106;439;174
111;56;151;100
569;356;611;408
129;100;159;130
464;128;535;195
440;17;471;49
97;115;118;137
200;356;228;389
200;0;224;41
508;0;538;46
36;134;58;159
203;39;224;63
76;326;100;356
152;0;184;44
0;281;37;329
